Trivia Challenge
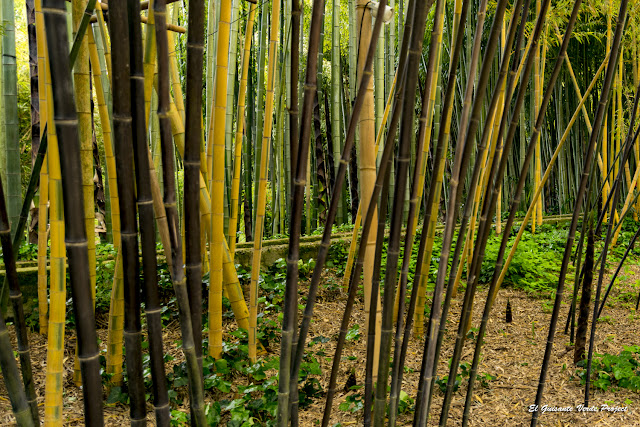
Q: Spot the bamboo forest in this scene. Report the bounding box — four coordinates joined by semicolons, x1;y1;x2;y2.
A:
3;0;640;425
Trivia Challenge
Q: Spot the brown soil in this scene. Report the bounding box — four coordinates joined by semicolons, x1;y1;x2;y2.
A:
1;264;639;426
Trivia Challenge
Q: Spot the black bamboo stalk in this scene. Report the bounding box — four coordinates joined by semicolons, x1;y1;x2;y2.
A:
0;177;37;427
184;0;205;372
566;219;585;340
42;0;104;424
574;214;594;364
279;0;326;423
371;0;432;424
532;0;627;422
154;0;206;424
287;0;398;425
108;2;146;424
127;1;170;425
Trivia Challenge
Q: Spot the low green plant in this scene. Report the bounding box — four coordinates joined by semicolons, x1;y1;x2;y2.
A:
574;345;640;392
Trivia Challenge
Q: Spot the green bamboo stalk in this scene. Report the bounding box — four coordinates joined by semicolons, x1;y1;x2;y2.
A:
2;0;21;237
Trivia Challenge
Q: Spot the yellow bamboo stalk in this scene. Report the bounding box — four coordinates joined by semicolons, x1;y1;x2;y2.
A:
491;52;608;306
634;27;640;220
249;0;279;362
89;28;126;386
355;1;381;377
44;45;66;425
35;0;49;336
95;1;111;79
228;2;257;256
208;0;233;360
343;72;397;289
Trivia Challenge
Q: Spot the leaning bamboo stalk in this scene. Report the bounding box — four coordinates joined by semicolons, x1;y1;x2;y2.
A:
250;0;280;363
531;0;626;421
208;0;233;360
35;0;49;337
184;0;206;371
419;0;530;419
42;0;104;424
127;1;170;424
0;149;39;427
154;1;206;423
0;274;33;426
108;1;147;423
228;1;257;257
89;27;126;385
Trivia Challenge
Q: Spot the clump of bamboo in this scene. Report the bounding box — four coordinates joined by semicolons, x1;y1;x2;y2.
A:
154;0;206;424
532;0;627;421
42;0;104;424
127;0;170;424
108;1;146;423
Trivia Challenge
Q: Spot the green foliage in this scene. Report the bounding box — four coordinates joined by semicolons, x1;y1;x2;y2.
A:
574;346;640;392
339;390;364;413
479;225;566;296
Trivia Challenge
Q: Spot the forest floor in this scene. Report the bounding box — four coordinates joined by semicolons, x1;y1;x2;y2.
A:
1;250;640;426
